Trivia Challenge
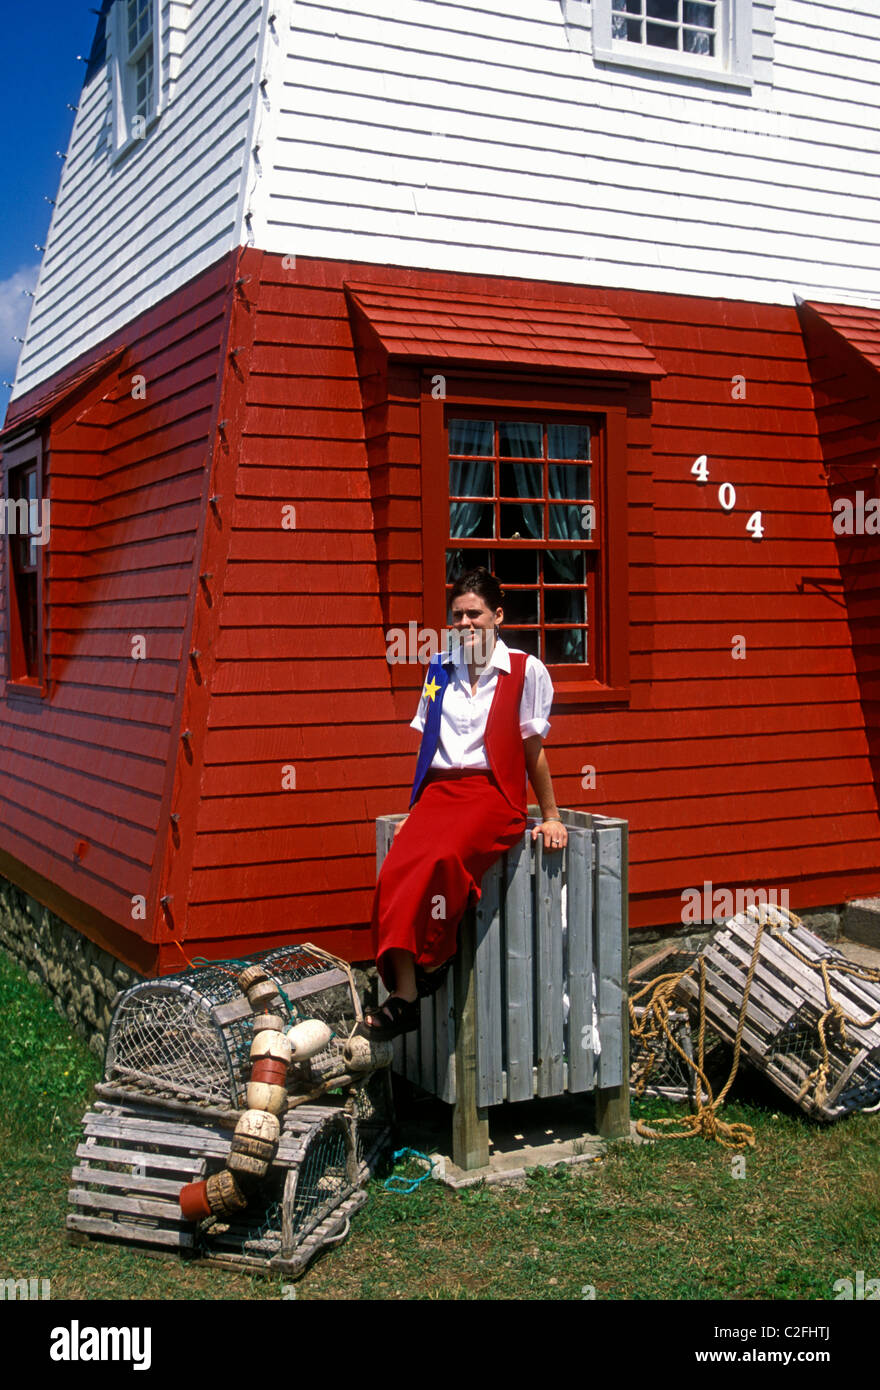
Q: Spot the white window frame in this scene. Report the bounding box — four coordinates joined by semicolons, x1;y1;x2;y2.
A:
591;0;753;89
108;0;163;160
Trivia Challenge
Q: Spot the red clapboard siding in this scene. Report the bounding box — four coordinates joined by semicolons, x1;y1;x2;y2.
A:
0;251;237;960
168;250;880;968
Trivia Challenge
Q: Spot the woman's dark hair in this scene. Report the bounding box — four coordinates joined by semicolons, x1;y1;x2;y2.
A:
449;567;504;612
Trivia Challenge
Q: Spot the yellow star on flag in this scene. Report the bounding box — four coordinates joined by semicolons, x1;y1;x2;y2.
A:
423;676;440;702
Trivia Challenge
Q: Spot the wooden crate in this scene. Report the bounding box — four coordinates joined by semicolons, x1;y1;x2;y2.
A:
674;911;880;1121
376;807;629;1167
68;1083;391;1278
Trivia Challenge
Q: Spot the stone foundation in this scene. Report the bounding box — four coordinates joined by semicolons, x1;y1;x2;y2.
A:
0;879;142;1058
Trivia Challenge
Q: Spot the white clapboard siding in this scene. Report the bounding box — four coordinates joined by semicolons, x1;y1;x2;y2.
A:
11;0;265;401
250;0;880;305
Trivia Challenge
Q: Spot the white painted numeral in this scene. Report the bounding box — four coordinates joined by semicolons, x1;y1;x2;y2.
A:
691;455;709;482
746;510;764;539
718;482;736;512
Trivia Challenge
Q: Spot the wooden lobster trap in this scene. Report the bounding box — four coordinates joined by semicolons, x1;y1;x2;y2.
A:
674;908;880;1121
68;945;393;1276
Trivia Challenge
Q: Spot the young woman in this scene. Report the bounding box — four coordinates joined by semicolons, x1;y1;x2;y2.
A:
355;567;568;1041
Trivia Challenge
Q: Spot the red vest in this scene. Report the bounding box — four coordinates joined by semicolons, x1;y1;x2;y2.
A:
484;651;529;817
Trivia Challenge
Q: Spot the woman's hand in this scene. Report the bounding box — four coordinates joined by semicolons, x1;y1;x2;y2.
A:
393;815;409;839
532;817;568;852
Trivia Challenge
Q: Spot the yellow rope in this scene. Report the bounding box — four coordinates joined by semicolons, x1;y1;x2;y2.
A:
630;905;880;1148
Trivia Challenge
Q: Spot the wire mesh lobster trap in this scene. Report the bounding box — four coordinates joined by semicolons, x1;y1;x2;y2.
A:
102;944;360;1115
674;907;880;1121
68;945;393;1277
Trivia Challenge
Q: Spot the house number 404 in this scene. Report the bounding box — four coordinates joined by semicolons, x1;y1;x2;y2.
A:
691;455;764;539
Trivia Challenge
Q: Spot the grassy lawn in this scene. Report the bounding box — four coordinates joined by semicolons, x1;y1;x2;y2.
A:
1;946;878;1301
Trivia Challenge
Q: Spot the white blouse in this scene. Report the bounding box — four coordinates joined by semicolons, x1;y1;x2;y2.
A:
410;637;554;771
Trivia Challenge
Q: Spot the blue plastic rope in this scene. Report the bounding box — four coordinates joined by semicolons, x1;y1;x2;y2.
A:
383;1147;437;1194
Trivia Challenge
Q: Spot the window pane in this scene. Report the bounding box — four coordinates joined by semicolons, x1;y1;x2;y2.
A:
450;457;493;497
548;462;590;499
683;24;713;54
450;500;493;539
503;628;541;659
498;421;542;458
500;588;539;625
549;503;586;541
494;549;538;584
544;549;586;584
546;629;585;664
647;0;679;18
646;20;679;47
500;503;542;539
548;424;590;460
499;461;541;499
128;0;151;52
546;589;586;625
449;419;494;455
446;548;490;582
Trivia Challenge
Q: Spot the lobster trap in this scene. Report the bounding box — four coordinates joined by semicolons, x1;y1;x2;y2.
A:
68;945;393;1277
102;944;360;1115
674;908;880;1121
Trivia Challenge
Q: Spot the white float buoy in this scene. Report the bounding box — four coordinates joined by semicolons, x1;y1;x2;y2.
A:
285;1019;332;1059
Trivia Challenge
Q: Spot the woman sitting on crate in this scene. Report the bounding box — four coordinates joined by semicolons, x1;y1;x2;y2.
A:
355;567;568;1042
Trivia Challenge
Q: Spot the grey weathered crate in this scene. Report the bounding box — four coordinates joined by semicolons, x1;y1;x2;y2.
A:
376;807;629;1162
675;910;880;1121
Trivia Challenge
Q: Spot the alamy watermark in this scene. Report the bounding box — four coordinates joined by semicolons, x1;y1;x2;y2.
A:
681;880;790;925
0;496;50;545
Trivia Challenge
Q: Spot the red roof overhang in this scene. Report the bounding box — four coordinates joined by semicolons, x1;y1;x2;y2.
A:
344;281;665;379
0;344;127;442
800;299;880;374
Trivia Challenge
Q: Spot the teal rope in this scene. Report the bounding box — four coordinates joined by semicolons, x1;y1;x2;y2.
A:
383;1148;436;1194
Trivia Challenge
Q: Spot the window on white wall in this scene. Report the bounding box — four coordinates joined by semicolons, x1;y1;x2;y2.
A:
109;0;162;156
592;0;753;86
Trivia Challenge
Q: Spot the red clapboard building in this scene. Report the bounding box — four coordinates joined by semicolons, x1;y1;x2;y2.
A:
2;0;880;976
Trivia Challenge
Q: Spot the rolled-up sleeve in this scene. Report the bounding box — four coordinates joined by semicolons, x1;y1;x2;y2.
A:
519;656;553;739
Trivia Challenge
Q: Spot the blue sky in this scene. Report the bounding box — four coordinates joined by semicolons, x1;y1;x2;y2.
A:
0;3;100;418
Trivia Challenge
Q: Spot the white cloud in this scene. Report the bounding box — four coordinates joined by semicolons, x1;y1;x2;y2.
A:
0;263;40;383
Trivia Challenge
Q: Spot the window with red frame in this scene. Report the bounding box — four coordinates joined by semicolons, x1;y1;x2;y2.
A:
444;414;599;672
5;455;42;684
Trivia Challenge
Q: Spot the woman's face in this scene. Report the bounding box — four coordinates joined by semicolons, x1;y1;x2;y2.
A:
450;591;503;664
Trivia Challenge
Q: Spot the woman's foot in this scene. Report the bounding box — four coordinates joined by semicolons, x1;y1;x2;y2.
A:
354;993;420;1041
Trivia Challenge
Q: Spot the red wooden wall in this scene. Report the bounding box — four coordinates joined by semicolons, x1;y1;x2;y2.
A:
172;249;880;967
0;253;237;969
2;245;879;974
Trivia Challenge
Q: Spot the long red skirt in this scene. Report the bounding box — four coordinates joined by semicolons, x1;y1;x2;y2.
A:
370;770;526;989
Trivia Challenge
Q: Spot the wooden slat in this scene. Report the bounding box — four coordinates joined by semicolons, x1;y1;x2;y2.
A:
71;1166;192;1198
534;840;564;1098
595;825;624;1091
567;823;595;1093
68;1187;185;1221
66;1213;194;1249
476;857;504;1108
435;972;455;1105
504;833;534;1104
75;1143;204;1174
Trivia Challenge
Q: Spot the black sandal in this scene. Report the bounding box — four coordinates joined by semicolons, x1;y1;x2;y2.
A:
415;957;454;998
354;994;420;1041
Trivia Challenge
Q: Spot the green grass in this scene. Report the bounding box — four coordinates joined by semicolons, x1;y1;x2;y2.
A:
1;946;878;1300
